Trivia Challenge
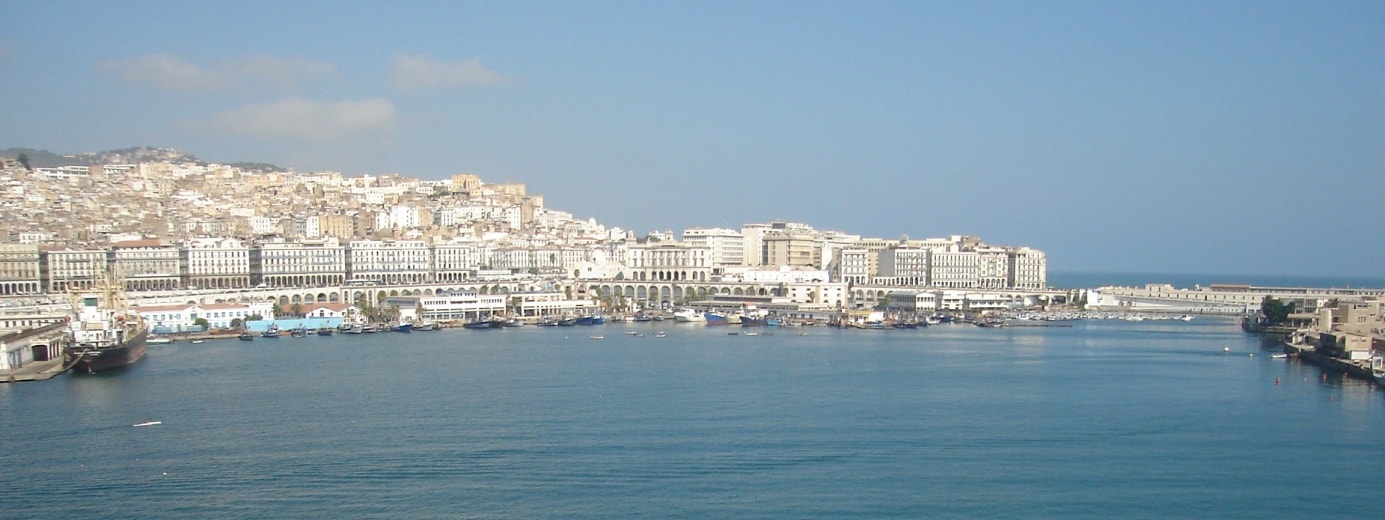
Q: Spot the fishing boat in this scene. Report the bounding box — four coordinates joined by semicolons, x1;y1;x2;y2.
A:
238;332;255;341
67;278;149;374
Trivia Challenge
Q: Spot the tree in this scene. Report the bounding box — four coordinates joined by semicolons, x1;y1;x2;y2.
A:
193;317;209;329
1261;296;1294;325
231;318;244;329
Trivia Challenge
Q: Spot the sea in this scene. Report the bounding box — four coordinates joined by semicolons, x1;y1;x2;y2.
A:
3;315;1383;519
1048;270;1385;290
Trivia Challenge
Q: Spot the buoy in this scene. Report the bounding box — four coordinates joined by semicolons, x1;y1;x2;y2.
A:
1249;353;1254;357
1275;377;1280;385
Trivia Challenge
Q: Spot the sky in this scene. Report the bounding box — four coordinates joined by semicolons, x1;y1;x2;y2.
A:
1;1;1381;277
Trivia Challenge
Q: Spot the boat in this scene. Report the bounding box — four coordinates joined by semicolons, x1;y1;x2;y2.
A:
147;337;173;345
342;325;363;334
1373;355;1385;385
315;327;334;336
238;332;255;341
66;279;149;374
261;326;281;338
704;311;728;325
132;420;162;427
391;322;413;333
190;339;205;344
464;319;498;329
1271;353;1288;359
414;322;437;332
673;309;705;323
290;327;308;337
589;335;604;340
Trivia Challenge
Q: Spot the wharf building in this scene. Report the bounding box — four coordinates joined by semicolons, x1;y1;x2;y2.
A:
0;228;1046;300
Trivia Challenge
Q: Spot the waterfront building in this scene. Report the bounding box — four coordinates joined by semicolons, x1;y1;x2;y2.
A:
721;266;831;284
182;237;251;290
740;223;772;266
253;238;347;288
347;239;430;285
681;227;744;269
835;248;871;285
625;242;712;282
200;301;274;329
136;303;201;333
39;248;107;293
411;291;507;321
763;228;820;269
877;246;929;286
432;242;482;283
977;246;1010;289
885;290;939;314
1007;247;1047;290
0;244;41;295
929;247;979;289
509;291;597;319
111;239;181;291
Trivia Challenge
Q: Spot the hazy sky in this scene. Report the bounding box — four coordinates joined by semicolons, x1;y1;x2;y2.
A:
2;1;1381;277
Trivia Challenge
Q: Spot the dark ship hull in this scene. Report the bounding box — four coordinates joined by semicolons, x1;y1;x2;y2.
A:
70;328;148;374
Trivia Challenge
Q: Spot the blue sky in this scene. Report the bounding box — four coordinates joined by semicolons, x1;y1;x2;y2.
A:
2;1;1381;277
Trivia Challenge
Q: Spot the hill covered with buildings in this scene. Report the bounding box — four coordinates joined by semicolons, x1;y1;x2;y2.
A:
0;148;1047;308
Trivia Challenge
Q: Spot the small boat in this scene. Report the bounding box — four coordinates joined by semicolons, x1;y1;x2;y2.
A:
589;335;604;340
1271;353;1288;359
237;332;255;341
655;332;666;338
148;338;173;345
290;327;308;337
316;328;334;336
133;421;162;427
262;327;281;338
190;339;205;344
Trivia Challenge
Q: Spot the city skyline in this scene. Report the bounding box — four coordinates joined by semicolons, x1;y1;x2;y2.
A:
2;1;1381;277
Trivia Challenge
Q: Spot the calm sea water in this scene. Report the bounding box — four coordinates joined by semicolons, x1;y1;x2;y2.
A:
3;320;1383;519
1049;271;1385;290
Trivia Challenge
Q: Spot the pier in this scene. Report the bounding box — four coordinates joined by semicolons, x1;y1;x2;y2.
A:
1;319;71;383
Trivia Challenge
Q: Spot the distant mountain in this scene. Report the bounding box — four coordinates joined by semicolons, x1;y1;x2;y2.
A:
0;147;282;170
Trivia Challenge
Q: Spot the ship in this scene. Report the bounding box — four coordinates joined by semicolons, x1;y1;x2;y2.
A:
66;280;149;374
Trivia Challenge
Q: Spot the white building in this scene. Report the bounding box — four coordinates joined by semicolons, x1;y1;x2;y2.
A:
183;237;251;289
256;238;347;287
682;227;744;268
347;240;430;284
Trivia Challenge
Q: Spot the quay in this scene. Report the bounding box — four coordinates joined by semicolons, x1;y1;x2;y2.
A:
1281;341;1375;382
1;319;72;383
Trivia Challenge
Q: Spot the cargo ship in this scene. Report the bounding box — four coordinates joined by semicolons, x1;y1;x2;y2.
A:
67;281;148;374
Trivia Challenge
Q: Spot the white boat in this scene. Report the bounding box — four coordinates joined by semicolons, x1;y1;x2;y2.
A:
672;309;705;322
1271;353;1288;359
147;338;173;344
133;421;162;427
1372;355;1385;385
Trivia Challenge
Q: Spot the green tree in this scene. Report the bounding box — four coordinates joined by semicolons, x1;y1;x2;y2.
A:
1261;296;1294;325
193;317;209;329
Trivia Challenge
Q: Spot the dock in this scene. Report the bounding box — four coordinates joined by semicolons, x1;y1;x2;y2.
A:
1281;342;1375;381
2;357;69;383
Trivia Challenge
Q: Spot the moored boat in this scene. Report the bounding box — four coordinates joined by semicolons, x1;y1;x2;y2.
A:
67;280;149;374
